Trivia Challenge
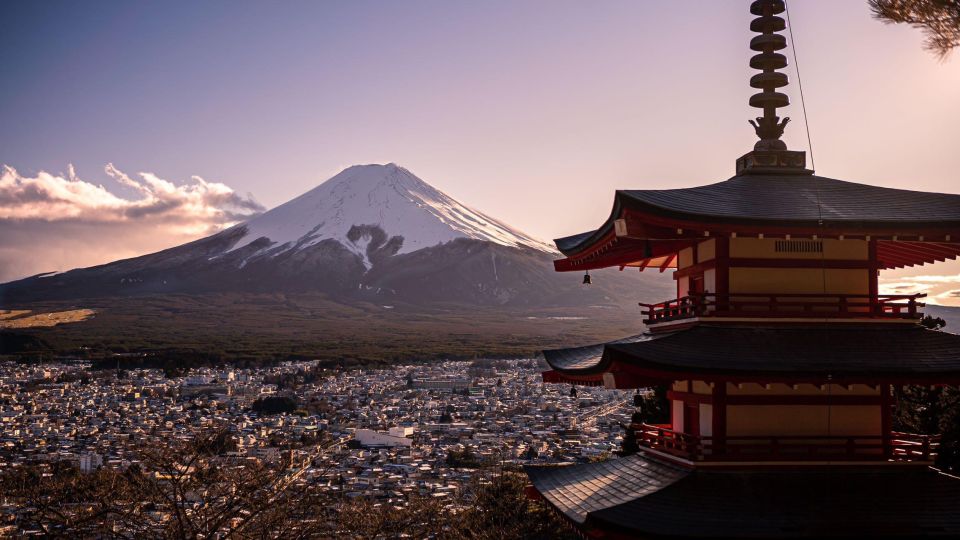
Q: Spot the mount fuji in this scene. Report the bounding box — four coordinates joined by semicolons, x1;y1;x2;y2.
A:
0;164;667;307
231;163;554;268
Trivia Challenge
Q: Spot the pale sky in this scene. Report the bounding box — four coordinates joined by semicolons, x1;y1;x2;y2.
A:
1;1;958;302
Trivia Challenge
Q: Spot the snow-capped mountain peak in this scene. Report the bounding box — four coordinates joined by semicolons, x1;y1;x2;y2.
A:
229;163;554;265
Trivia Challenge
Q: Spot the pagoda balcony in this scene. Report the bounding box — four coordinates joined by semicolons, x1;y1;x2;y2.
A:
634;423;940;464
640;292;925;326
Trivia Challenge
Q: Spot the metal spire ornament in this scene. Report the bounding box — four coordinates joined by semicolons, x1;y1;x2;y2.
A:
735;0;812;175
748;0;790;151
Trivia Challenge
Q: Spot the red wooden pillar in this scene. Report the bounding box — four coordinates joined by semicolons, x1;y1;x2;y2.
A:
716;236;730;312
880;383;892;458
712;381;727;457
868;239;879;315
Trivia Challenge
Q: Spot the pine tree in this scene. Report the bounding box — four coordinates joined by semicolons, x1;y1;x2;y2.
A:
870;0;960;58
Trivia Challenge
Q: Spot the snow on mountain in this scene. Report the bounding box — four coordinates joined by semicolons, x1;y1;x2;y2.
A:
229;163;555;266
0;162;674;307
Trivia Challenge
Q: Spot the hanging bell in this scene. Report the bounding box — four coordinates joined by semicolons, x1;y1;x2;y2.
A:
582;271;592;285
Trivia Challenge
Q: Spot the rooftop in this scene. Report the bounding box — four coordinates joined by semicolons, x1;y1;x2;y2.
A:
543;325;960;385
528;453;960;538
556;174;960;257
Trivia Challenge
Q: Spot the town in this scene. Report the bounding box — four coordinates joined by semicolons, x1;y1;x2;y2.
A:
0;357;634;532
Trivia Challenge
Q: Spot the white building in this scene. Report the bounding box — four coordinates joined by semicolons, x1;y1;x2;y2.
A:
355;427;414;448
79;452;103;473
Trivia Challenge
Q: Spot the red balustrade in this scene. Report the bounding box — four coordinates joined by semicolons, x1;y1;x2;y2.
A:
633;423;939;463
640;293;925;325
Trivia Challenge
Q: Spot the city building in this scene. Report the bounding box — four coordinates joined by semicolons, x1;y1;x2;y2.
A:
410;379;473;392
355;427;415;448
1;355;637;535
526;1;960;537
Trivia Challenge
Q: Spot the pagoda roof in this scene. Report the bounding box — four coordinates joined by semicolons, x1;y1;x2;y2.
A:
543;325;960;384
556;174;960;256
542;333;647;371
527;454;960;537
525;454;688;525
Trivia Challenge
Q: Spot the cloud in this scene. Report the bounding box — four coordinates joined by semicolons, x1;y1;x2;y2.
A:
0;164;264;282
898;274;960;284
0;164;263;235
877;282;934;296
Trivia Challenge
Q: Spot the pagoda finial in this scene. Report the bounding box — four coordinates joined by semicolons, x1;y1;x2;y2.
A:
735;0;810;175
748;0;790;151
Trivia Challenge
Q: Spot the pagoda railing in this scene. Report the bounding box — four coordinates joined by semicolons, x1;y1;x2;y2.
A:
634;423;940;463
640;293;925;325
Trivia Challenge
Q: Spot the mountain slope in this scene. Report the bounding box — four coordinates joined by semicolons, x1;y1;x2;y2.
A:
230;163;553;266
0;164;671;307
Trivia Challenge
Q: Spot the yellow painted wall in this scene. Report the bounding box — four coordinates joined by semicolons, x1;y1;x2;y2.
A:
678;276;690;298
726;405;881;437
692;381;712;395
698;239;716;262
678;247;694;269
699;404;713;437
728;268;869;295
671;400;684;432
729;238;868;260
704;268;716;293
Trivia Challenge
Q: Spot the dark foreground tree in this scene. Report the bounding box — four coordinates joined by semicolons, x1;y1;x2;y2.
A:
870;0;960;57
457;471;574;540
2;429;339;538
893;317;960;473
618;418;641;457
2;430;574;538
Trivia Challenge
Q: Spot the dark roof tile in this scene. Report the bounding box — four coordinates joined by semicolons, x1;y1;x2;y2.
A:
529;454;960;537
557;174;960;255
544;326;960;380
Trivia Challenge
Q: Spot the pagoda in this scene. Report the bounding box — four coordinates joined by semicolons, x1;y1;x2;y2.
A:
525;1;960;537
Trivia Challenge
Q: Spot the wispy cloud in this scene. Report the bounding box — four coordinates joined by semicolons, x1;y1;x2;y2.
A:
0;164;264;282
898;274;960;284
880;272;960;307
878;282;935;296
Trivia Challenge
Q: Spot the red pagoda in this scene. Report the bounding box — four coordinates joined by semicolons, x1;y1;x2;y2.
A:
525;1;960;537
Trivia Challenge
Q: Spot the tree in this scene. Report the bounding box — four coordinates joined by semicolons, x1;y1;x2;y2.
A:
618;417;642;457
935;394;960;473
921;314;947;330
523;446;539;460
250;395;298;415
894;316;960;473
636;386;670;424
870;0;960;58
457;472;574;540
446;446;482;469
336;496;447;538
2;429;341;538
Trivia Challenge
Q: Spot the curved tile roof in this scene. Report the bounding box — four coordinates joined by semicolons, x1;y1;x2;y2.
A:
544;326;960;380
599;460;960;537
607;325;960;378
524;454;689;525
542;333;650;372
557;174;960;256
529;454;960;537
